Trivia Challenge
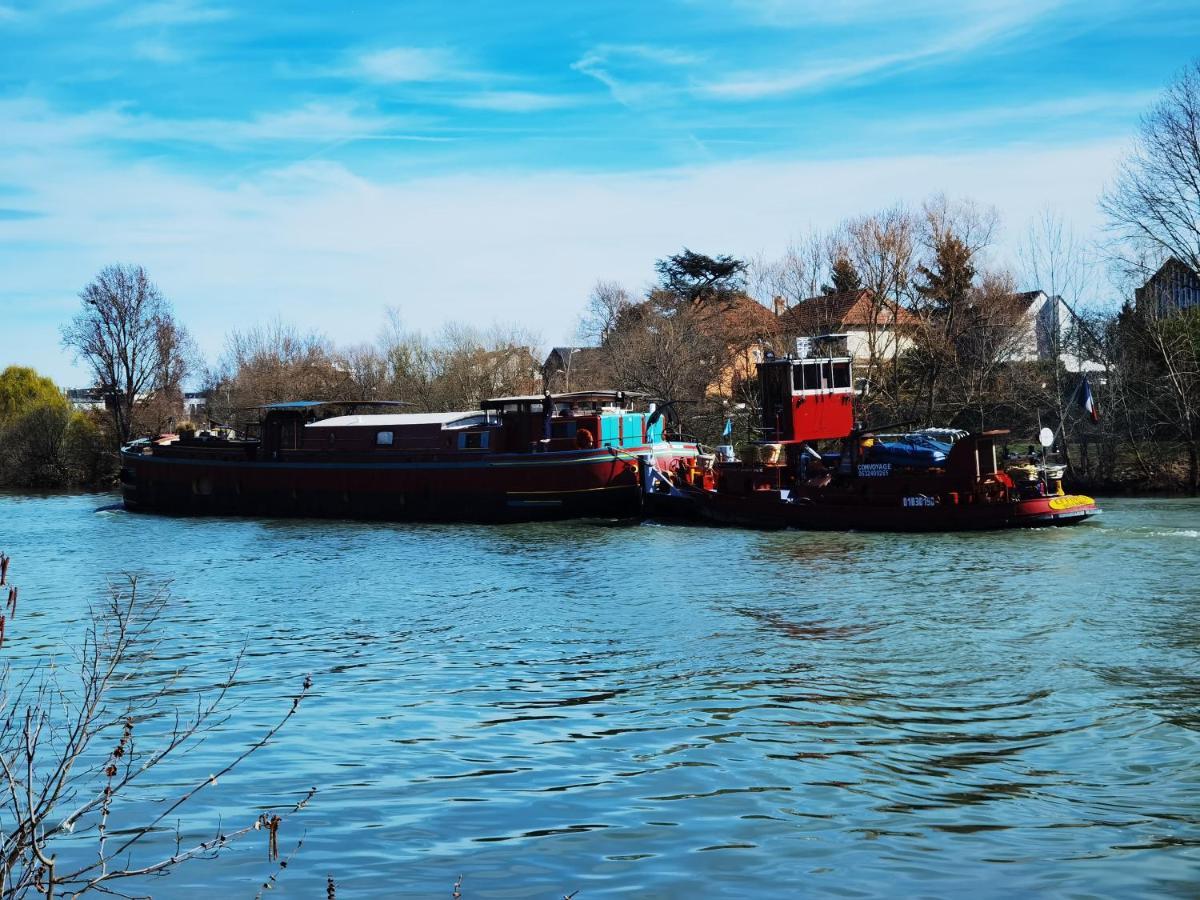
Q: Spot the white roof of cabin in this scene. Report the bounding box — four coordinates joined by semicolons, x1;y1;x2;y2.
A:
307;412;486;428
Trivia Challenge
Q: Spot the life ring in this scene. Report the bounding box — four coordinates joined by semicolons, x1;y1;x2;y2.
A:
575;428;595;449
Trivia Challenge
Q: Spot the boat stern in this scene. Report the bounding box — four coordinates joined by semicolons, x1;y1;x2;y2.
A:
1010;493;1101;526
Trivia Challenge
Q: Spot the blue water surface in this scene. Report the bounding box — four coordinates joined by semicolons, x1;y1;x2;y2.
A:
1;493;1197;897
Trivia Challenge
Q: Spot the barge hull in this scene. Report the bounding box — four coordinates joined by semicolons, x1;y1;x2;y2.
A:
120;446;682;522
676;490;1099;532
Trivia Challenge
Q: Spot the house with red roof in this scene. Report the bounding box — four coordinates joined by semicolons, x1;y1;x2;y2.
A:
775;289;917;364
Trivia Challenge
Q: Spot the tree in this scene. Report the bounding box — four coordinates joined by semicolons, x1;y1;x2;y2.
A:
746;232;825;310
1116;304;1200;489
61;265;193;445
0;367;66;429
833;207;918;407
1100;60;1200;490
578;280;635;346
0;558;311;897
1019;211;1115;480
654;249;747;305
599;295;727;431
0;368;104;489
908;197;1002;422
823;257;863;294
1;405;82;487
1101;58;1200;273
209;320;347;424
369;311;542;412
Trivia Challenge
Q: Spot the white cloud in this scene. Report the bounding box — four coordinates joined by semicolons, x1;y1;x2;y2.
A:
699;6;1051;99
355;46;463;83
450;91;577;113
1;136;1123;385
0;97;435;149
132;38;185;63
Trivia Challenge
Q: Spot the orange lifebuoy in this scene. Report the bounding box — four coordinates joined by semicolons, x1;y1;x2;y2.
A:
575;428;595;449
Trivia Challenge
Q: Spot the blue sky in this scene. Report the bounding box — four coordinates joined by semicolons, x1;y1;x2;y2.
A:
2;0;1199;384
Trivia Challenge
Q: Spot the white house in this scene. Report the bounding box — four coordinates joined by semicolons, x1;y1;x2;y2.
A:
1009;290;1103;373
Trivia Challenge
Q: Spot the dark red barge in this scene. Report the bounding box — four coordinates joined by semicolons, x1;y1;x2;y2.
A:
644;350;1100;532
120;392;700;522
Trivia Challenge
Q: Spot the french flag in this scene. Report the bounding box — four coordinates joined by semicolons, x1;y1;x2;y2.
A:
1077;376;1100;423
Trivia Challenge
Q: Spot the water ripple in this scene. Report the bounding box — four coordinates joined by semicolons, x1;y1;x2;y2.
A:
1;493;1198;897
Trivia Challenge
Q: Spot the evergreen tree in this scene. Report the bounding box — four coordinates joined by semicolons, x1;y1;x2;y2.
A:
654;249;747;305
823;257;863;294
914;236;975;312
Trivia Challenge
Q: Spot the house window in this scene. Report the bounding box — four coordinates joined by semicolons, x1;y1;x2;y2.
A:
376;430;394;446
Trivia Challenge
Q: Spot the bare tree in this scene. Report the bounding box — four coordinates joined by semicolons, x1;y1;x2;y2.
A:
1100;59;1200;489
922;194;1000;259
0;559;311;898
1018;210;1119;477
1102;58;1200;273
61;265;193;445
840;206;919;398
578;281;634;346
602;299;725;420
950;270;1031;428
337;343;390;402
907;195;1003;422
209;320;348;425
746;232;825;311
376;312;540;412
434;322;541;408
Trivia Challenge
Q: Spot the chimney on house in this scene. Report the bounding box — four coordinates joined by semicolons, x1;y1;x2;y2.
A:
772;295;786;317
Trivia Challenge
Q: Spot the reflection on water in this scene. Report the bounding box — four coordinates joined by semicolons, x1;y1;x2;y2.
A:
1;494;1198;897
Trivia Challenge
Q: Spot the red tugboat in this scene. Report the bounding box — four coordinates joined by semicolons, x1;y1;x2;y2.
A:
120;391;699;522
643;348;1100;531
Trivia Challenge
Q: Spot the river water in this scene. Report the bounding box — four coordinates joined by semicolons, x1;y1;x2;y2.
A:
1;493;1197;897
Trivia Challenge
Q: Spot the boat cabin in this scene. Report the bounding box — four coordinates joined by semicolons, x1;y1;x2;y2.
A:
231;392;667;459
759;353;856;443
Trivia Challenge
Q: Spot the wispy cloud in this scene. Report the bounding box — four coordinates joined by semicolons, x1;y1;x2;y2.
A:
114;0;232;28
571;44;701;107
132;38;186;63
889;90;1161;133
450;90;577;113
698;5;1054;99
0;97;437;150
354;46;464;83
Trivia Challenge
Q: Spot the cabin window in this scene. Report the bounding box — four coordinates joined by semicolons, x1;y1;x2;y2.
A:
832;361;851;389
458;432;488;450
799;362;822;390
376;430;394;446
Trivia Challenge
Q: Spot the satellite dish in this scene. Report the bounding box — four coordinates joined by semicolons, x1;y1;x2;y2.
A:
1038;427;1054;448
